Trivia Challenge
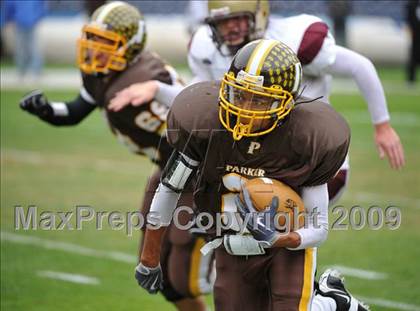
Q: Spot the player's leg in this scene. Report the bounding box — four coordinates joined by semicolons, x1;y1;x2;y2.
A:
168;235;214;311
175;297;209;311
328;155;350;206
269;247;317;310
167;189;214;311
213;248;270;311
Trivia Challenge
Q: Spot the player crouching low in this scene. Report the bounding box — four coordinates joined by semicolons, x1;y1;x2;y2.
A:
136;38;368;311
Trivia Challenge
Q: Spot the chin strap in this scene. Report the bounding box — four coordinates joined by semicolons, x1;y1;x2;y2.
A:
233;123;250;140
294;84;324;105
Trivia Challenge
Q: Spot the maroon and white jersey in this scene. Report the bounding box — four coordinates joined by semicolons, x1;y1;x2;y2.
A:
189;14;390;125
188;15;336;101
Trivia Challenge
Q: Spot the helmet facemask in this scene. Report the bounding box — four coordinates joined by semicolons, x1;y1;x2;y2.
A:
206;13;255;56
219;71;294;141
77;25;128;74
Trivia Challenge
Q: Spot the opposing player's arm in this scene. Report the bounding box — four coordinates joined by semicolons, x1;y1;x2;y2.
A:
19;87;97;126
327;45;390;124
327;46;405;169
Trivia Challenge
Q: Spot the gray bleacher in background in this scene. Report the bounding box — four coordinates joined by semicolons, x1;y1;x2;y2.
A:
45;0;408;21
1;1;412;65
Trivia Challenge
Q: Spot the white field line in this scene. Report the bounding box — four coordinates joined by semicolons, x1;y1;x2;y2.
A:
1;148;151;176
327;265;388;280
351;191;420;210
1;231;137;264
330;79;420;97
357;296;420;311
3;148;420;209
37;270;100;285
4;231;420;310
338;111;420;127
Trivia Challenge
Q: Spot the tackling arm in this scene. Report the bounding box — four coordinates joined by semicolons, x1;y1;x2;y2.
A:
327;45;390;124
327;46;405;169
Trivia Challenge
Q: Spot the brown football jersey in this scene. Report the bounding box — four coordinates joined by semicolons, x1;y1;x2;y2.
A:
82;51;175;167
167;81;350;232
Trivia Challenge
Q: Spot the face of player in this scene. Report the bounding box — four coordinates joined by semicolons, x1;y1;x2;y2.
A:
86;35;115;69
234;90;273;132
215;15;250;46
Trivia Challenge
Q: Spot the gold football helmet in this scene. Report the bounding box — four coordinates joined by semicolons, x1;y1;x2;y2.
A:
77;1;146;74
219;39;302;141
205;0;270;55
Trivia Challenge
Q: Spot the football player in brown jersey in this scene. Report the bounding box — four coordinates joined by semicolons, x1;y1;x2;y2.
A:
19;2;212;311
111;0;405;206
136;39;368;311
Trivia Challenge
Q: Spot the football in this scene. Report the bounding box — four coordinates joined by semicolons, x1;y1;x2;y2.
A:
239;177;305;231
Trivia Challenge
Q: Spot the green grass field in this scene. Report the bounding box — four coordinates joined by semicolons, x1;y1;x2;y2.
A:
1;71;420;310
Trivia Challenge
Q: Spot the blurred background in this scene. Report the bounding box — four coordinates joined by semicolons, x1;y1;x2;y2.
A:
1;0;419;87
1;1;419;311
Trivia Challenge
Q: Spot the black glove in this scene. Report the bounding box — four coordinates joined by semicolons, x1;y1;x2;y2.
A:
19;90;53;118
134;262;163;294
235;188;281;248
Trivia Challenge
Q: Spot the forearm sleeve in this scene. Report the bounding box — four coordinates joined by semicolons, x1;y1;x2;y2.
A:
41;93;96;126
288;184;329;250
148;183;182;226
148;151;199;226
327;46;390;124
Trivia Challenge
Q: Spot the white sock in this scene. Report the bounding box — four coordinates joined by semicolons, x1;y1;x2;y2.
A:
311;294;337;311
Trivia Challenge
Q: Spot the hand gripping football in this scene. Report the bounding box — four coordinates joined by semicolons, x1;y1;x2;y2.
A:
239;177;305;232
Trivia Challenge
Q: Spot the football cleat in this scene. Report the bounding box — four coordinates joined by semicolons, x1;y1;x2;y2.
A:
318;269;370;311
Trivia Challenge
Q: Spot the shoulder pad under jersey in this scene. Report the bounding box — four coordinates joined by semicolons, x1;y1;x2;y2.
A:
166;81;221;160
266;15;336;77
289;101;350;186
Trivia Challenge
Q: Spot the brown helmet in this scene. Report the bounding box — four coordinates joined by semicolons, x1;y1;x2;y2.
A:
77;1;147;74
